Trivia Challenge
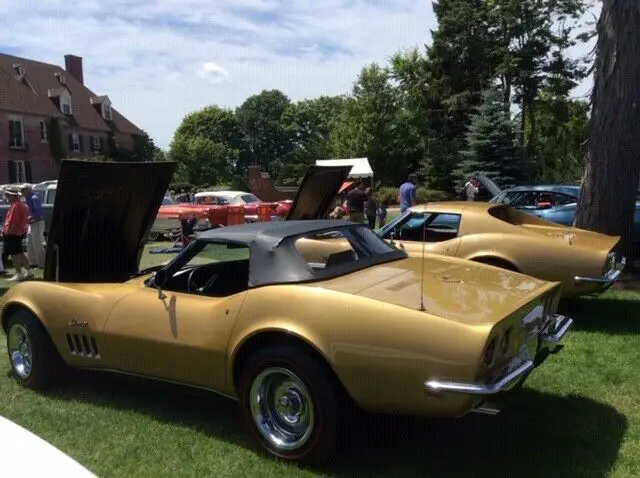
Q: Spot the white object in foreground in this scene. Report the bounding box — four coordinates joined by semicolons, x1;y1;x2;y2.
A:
0;416;97;477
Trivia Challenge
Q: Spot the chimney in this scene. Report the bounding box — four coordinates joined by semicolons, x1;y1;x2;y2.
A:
64;54;84;85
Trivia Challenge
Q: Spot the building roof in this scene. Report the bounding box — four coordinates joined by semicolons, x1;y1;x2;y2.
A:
0;53;142;135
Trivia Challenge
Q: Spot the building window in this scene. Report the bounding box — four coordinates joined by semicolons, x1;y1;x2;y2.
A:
40;121;48;143
61;97;72;115
9;118;24;149
90;135;101;153
103;103;113;120
72;134;81;152
8;160;29;183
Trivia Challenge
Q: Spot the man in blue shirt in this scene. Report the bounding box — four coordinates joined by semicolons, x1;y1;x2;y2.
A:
20;184;46;269
398;173;417;213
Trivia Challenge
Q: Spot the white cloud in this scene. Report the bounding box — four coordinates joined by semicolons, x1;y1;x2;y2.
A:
0;0;594;149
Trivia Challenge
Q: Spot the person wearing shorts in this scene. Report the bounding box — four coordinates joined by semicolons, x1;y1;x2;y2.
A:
3;187;31;281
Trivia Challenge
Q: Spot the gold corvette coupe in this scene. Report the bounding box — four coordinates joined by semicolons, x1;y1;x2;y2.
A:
287;165;625;298
2;160;573;464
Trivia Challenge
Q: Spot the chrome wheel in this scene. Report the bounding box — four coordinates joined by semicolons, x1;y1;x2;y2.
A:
8;324;33;379
249;366;315;452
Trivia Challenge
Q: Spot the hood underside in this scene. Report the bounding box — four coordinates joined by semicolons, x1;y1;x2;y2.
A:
44;160;176;283
286;165;352;220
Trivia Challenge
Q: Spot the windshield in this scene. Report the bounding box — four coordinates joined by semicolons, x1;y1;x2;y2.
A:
195;195;230;205
241;194;261;203
162;196;174;205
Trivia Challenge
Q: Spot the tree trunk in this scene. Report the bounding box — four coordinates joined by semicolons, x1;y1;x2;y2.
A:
574;0;640;264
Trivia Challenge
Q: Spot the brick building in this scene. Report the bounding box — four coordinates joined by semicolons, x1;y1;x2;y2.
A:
0;52;143;184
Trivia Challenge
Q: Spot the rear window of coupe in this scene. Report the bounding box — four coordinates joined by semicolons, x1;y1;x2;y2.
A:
292;227;399;273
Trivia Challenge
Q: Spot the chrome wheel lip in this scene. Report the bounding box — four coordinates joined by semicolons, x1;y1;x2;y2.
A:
8;323;33;380
249;366;315;452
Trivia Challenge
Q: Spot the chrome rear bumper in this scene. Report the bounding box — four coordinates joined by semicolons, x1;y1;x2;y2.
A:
424;314;573;397
574;256;626;287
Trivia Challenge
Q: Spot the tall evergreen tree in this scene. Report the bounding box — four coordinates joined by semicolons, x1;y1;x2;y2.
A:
455;87;523;187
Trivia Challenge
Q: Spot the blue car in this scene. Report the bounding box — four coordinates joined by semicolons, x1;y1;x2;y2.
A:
489;184;640;251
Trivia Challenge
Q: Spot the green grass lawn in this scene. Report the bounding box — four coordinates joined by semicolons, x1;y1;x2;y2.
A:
0;247;639;477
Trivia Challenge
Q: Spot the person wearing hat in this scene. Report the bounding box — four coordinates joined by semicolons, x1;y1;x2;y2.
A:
21;183;46;269
2;186;32;281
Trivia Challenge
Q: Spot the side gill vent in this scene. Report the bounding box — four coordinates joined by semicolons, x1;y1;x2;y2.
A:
65;334;101;359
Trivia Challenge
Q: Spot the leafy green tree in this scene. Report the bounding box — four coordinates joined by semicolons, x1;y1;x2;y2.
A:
529;91;588;182
131;131;164;162
235;90;293;179
455;87;523;187
330;64;411;186
173;106;249;178
420;0;497;192
277;95;348;185
169;135;237;186
487;0;589;154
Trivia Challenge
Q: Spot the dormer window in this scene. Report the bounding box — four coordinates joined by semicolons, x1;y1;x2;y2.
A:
103;103;112;121
61;96;72;115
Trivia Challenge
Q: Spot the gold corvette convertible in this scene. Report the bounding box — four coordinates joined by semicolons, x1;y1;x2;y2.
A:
288;165;625;297
2;160;573;464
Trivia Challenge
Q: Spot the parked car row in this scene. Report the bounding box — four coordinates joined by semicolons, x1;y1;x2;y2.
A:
1;160;579;465
1;161;626;466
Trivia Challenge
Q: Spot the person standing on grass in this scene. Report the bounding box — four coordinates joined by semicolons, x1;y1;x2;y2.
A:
398;173;417;214
364;187;378;229
346;181;367;223
3;187;32;281
378;201;388;228
21;184;45;270
465;177;480;201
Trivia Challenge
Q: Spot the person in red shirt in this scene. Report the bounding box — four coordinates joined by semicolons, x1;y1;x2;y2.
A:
3;187;32;281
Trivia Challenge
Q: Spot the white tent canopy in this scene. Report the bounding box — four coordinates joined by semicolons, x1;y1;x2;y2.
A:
315;158;373;179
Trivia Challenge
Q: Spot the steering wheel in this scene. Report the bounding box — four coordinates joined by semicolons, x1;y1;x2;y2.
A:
187;267;219;293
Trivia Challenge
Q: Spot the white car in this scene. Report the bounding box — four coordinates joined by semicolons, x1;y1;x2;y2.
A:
193;190;261;206
0;416;96;476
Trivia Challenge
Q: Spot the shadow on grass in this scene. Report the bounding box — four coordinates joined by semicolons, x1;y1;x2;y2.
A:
29;371;625;478
559;295;640;335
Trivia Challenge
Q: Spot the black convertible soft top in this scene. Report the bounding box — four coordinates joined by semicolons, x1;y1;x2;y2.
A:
181;219;407;287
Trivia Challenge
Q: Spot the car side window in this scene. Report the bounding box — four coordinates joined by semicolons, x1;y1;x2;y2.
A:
553;193;577;206
394;212;461;243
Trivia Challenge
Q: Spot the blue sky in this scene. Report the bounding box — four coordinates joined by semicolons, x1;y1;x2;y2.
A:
0;0;596;149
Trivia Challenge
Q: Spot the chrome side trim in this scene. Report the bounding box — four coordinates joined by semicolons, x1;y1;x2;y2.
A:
425;359;534;396
575;256;626;285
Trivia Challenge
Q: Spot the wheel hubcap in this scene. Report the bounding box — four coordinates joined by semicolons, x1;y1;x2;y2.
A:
8;324;33;379
249;367;315;451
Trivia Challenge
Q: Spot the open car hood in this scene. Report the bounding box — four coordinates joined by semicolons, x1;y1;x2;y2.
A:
44;160;176;283
476;174;502;197
286;165;352;220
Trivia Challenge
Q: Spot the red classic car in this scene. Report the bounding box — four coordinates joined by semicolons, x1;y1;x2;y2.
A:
150;192;292;240
192;191;292;218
